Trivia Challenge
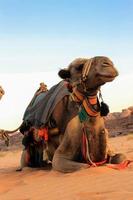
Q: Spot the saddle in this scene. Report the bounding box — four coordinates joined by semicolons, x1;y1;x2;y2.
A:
23;81;70;129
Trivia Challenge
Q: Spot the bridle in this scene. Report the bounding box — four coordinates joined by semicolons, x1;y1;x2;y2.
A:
70;58;101;118
70;57;99;111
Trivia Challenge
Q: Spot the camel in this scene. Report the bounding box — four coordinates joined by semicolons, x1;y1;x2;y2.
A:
0;126;21;146
0;56;126;172
0;86;5;100
17;56;126;172
49;56;126;172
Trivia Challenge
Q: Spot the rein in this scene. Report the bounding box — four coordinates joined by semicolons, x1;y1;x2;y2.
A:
82;124;107;166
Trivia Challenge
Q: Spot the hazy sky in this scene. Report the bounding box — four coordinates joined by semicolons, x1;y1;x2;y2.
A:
0;0;133;74
0;0;133;129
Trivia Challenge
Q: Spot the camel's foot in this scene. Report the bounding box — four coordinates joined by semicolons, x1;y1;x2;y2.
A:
16;167;23;172
108;153;127;164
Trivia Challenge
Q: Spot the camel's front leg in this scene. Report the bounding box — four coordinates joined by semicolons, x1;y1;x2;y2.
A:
52;116;88;173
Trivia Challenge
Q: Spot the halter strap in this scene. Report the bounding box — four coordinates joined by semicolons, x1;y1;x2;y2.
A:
82;58;93;81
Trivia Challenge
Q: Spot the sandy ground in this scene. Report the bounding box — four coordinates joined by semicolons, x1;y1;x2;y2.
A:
0;135;133;200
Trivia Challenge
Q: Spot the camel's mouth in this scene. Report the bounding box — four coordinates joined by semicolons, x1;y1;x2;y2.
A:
97;72;118;82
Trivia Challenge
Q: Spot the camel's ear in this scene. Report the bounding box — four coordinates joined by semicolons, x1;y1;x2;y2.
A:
58;69;71;79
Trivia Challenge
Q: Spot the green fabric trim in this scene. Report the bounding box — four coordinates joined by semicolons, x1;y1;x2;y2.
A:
78;107;88;122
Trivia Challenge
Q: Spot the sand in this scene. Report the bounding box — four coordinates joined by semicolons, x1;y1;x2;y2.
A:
0;135;133;200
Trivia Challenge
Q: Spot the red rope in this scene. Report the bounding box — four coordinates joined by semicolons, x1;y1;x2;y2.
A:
91;159;107;167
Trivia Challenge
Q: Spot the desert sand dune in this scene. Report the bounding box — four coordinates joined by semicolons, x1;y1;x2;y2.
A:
0;135;133;200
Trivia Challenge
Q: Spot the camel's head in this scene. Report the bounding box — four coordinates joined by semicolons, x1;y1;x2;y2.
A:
58;56;118;92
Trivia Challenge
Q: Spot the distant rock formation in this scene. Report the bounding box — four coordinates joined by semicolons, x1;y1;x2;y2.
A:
105;106;133;137
0;132;23;151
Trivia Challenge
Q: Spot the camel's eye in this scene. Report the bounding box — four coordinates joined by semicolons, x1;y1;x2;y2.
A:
76;64;84;71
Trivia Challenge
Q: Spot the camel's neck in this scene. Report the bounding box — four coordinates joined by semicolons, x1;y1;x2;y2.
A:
71;87;100;119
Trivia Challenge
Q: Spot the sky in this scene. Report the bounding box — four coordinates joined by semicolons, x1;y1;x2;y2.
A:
0;0;133;129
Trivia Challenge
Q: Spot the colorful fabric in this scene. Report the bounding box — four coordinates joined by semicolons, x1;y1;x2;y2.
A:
38;127;48;141
79;107;89;122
